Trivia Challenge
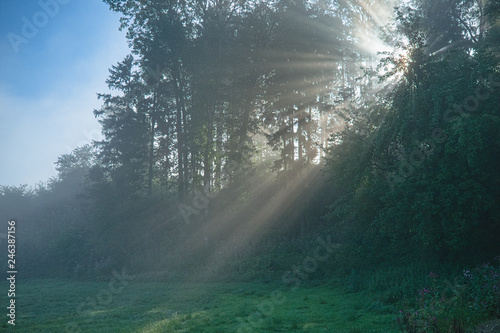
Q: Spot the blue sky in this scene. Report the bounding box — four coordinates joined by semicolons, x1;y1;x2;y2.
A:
0;0;130;187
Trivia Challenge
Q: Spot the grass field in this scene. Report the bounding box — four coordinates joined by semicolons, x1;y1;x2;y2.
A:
0;278;399;332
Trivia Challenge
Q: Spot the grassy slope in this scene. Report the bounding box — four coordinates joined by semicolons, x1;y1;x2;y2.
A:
1;279;399;333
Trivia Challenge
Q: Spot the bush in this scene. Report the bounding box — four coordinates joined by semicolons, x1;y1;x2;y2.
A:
397;272;456;332
397;260;500;332
462;260;500;319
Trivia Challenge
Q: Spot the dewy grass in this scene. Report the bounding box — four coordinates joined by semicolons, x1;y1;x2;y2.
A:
1;279;400;332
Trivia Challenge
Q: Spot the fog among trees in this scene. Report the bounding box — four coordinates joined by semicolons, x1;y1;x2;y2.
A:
1;0;499;331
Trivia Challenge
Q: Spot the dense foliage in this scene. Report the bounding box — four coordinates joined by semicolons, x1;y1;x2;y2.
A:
326;0;500;265
1;3;499;330
3;0;391;277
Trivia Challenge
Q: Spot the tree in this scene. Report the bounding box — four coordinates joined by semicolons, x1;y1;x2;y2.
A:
93;55;150;198
326;0;500;262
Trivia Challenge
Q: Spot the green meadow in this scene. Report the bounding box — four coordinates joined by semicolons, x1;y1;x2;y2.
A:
1;279;398;333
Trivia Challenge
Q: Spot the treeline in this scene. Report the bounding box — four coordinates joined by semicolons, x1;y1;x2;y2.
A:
1;0;499;281
91;0;390;200
325;0;500;267
2;0;388;279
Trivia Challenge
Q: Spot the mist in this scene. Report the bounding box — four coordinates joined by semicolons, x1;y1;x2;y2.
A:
1;0;499;332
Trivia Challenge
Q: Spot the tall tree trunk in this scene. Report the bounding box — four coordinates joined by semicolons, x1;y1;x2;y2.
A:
214;122;222;189
181;81;189;195
298;108;303;162
147;89;158;196
204;109;213;193
148;116;156;196
173;72;185;199
163;113;172;198
238;102;251;162
289;112;295;165
307;106;312;163
321;110;327;158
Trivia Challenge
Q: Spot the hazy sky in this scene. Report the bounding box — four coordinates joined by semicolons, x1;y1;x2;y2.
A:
0;0;130;187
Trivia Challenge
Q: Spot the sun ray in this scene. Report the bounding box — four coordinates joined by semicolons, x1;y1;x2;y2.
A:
179;164;325;282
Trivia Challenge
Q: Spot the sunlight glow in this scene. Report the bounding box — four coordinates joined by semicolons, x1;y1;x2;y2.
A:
178;165;324;282
354;0;398;57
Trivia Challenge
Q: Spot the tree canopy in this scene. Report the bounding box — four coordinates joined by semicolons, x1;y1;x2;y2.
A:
2;0;499;282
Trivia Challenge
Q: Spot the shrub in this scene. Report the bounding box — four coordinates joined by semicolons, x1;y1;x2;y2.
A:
397;260;500;332
462;260;500;319
397;272;453;332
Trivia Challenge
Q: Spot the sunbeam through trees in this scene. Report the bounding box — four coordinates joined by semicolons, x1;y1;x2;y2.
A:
1;0;499;331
